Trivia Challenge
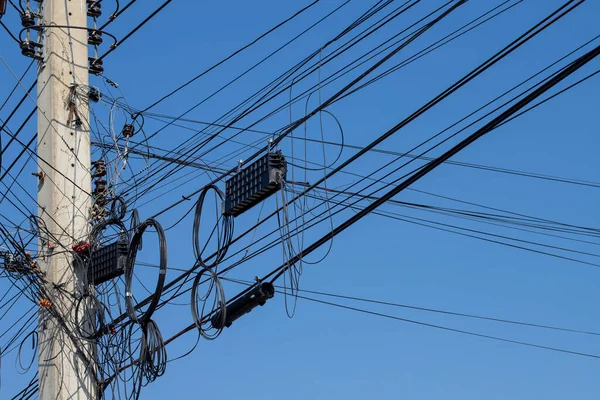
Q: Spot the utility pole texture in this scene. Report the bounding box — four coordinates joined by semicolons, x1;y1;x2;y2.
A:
36;0;95;398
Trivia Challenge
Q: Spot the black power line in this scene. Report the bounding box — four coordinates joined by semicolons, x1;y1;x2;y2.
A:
105;0;586;330
98;0;174;61
140;0;322;112
267;32;600;284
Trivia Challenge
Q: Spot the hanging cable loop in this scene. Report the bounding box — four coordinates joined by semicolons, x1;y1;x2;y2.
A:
190;267;226;340
125;218;167;324
192;185;234;269
74;293;107;339
139;319;167;383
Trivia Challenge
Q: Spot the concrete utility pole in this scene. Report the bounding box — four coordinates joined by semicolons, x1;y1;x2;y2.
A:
36;0;95;398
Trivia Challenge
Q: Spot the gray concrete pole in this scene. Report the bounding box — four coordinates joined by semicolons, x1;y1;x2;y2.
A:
36;0;95;398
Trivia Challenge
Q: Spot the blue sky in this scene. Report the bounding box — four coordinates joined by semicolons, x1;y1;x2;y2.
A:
1;0;599;399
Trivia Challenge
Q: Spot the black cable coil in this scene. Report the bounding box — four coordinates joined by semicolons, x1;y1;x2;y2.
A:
192;185;234;269
110;196;127;221
74;293;107;339
125;218;167;324
139;319;167;384
191;267;226;340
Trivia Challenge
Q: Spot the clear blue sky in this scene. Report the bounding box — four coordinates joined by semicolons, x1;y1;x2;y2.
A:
1;0;599;399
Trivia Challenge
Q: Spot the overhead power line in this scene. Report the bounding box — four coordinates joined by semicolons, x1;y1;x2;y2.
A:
98;0;174;61
140;0;322;112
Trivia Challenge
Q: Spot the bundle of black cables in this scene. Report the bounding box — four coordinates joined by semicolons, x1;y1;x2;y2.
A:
125;218;167;325
192;185;234;269
139;319;167;384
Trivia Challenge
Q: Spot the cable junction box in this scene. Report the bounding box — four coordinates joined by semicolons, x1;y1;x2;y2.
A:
88;239;128;285
224;151;287;217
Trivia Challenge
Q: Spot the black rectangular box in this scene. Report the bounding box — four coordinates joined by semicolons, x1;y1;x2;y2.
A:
224;151;287;217
88;239;128;285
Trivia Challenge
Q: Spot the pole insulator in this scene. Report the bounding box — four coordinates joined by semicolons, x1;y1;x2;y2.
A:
87;0;102;18
88;30;103;46
122;123;135;137
89;57;104;75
